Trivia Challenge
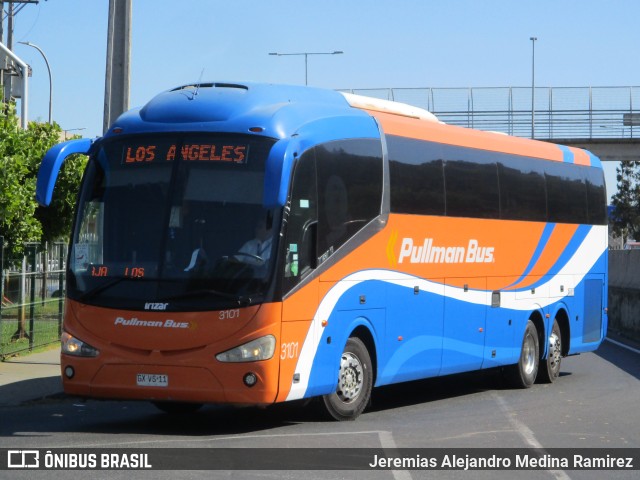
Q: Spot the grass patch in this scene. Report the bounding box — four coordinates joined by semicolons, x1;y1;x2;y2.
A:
1;299;63;357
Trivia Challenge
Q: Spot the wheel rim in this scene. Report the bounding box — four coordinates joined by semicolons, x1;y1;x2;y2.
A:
337;352;363;403
548;331;561;373
522;332;536;376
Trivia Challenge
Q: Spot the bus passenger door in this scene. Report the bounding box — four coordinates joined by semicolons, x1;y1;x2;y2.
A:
277;147;320;402
441;278;487;375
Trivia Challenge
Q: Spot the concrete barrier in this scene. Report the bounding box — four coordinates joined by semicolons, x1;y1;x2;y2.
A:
608;250;640;342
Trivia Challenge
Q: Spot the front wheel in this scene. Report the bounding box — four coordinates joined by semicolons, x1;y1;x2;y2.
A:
508;320;539;388
322;337;373;421
538;319;562;383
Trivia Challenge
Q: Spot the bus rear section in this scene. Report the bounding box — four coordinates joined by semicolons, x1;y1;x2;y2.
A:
36;82;608;420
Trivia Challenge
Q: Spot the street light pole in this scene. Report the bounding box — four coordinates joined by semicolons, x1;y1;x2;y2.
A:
19;41;52;124
530;36;537;139
269;51;343;85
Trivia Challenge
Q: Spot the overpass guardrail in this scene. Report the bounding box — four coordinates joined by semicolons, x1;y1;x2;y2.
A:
340;86;640;141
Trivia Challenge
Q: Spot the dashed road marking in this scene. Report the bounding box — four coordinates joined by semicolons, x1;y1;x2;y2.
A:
493;392;571;480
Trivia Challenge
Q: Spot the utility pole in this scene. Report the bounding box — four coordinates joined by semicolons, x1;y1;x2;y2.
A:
103;0;131;133
530;36;537;139
1;1;38;127
3;1;14;102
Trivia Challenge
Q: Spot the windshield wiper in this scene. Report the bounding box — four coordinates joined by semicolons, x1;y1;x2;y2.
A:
161;289;260;307
78;276;141;302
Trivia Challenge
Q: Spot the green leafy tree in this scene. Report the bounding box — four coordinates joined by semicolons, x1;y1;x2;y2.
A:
611;160;640;242
0;103;87;263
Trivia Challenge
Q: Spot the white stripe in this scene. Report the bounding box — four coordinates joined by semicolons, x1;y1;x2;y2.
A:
493;392;572;480
378;431;414;480
605;337;640;355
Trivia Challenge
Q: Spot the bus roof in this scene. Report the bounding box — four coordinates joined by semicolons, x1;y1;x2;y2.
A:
105;81;374;141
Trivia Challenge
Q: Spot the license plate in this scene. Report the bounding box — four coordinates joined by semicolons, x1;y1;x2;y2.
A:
136;373;168;387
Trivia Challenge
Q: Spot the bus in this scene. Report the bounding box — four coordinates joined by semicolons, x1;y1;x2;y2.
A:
36;82;608;420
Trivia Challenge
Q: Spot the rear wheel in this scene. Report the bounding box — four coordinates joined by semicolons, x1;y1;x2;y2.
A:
538;319;562;383
322;337;373;421
508;320;539;388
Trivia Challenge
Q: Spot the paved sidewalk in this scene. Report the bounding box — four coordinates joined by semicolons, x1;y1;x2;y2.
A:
0;346;62;407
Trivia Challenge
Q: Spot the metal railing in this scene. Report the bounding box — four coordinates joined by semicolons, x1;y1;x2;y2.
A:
340;86;640;140
0;239;66;358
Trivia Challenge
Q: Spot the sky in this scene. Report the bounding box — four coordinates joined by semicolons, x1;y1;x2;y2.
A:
6;0;640;199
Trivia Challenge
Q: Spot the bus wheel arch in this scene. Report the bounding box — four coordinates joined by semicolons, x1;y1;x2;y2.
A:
321;327;376;421
553;308;570;357
350;325;378;384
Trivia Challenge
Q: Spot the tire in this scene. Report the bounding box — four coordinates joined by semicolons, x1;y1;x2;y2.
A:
508;320;539;388
152;401;203;414
538;319;562;383
322;337;373;421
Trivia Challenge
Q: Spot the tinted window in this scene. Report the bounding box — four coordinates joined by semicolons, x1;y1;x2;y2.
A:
316;139;383;258
388;136;445;215
68;134;277;311
545;161;588;224
444;156;499;218
386;134;602;225
283;150;318;291
498;158;547;221
585;167;608;225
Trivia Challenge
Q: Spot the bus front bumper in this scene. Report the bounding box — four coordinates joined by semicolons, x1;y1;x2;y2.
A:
61;355;280;405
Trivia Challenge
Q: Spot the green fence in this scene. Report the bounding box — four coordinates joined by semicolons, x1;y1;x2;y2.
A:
0;238;66;358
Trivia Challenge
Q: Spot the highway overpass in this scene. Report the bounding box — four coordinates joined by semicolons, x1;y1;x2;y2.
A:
342;86;640;162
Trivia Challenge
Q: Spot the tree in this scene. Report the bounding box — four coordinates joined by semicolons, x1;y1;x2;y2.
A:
0;103;87;263
610;160;640;242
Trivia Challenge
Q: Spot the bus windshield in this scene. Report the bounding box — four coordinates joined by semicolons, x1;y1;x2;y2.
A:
68;134;278;311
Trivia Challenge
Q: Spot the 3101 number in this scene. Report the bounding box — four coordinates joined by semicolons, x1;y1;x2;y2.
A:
281;342;299;360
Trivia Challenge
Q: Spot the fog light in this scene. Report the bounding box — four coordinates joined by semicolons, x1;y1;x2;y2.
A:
64;366;75;379
243;372;257;387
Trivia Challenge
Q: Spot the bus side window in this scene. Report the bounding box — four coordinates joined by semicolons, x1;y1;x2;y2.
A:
283;150;318;289
316;139;383;257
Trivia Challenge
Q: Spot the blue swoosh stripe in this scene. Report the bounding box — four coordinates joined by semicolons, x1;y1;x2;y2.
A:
504;222;556;289
524;224;592;291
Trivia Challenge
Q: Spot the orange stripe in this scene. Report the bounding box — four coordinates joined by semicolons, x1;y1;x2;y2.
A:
366;109;567;162
505;224;578;291
568;146;591;166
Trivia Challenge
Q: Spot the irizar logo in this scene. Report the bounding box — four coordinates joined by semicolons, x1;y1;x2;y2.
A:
144;302;169;311
399;238;494;264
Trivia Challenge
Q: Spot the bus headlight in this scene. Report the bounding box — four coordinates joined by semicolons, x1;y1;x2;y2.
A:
61;331;99;357
216;335;276;363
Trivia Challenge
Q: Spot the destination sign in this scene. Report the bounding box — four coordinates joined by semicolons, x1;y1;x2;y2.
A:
122;143;248;165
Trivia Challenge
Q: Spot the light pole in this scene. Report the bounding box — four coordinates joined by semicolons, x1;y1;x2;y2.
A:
269;51;343;85
19;41;52;124
530;36;537;139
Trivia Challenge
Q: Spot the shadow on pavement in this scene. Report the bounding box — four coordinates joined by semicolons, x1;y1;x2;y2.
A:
594;337;640;381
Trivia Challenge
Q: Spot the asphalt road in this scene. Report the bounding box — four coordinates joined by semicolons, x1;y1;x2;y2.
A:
1;339;638;480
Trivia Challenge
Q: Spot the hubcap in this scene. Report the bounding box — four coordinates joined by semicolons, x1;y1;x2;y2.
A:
337;352;363;403
548;332;561;371
522;332;536;375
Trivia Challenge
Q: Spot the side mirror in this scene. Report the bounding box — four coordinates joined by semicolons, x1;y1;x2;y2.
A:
36;138;92;206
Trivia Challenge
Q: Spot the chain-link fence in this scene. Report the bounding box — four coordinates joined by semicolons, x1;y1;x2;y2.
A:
340;86;640;140
0;237;66;358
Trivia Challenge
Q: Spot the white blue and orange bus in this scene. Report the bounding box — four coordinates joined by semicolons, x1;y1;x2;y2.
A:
36;82;608;420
